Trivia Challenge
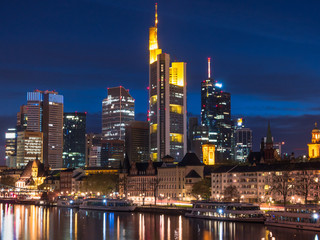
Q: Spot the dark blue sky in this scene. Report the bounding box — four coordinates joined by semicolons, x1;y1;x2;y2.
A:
1;0;320;158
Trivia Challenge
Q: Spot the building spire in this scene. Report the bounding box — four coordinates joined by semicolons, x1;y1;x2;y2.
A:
208;58;211;79
155;3;158;27
266;120;273;144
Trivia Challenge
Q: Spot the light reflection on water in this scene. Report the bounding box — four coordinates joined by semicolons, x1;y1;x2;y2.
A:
0;204;318;240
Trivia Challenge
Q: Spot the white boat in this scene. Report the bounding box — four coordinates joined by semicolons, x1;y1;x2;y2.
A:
185;201;265;223
79;198;136;212
265;205;320;231
57;196;83;208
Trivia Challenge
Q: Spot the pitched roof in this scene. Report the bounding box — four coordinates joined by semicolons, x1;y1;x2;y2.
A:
20;159;47;178
178;153;203;166
185;170;201;178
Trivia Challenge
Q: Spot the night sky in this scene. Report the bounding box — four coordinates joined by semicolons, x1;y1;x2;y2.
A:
1;0;320;160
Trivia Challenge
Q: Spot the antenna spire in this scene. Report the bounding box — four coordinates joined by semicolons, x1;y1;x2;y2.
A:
155;3;158;27
208;58;211;79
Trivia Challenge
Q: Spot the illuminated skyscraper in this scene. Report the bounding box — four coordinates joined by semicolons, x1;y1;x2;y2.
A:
5;128;17;167
26;90;64;168
149;4;187;161
17;105;28;131
63;112;86;168
201;59;232;162
102;86;135;140
234;118;252;162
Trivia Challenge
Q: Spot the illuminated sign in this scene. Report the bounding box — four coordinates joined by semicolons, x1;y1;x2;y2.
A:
215;83;222;88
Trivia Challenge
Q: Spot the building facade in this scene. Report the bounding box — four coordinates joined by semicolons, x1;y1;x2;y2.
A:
149;5;187;161
125;121;149;163
308;123;320;159
234;118;252;162
201;59;232;162
102;86;135;140
63;112;86;168
5;128;17;168
100;140;124;168
16;131;43;168
26;90;64;168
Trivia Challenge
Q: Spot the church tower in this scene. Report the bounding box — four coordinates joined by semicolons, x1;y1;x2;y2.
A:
308;123;320;159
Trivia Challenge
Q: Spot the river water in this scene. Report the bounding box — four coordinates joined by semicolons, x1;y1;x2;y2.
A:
0;204;318;240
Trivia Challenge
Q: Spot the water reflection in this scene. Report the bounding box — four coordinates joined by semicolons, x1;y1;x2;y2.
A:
0;204;318;240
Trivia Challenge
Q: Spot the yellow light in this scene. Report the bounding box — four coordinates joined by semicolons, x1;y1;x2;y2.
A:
202;143;215;165
150;95;157;105
170;104;183;114
170;133;183;143
169;62;185;87
151;153;157;161
150;124;157;134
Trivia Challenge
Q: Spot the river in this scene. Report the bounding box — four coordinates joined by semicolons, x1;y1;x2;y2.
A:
0;204;318;240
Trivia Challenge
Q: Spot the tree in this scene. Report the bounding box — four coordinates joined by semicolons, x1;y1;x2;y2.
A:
118;174;128;199
268;171;294;207
223;185;240;202
295;170;318;204
150;178;161;205
81;174;118;195
191;178;211;200
0;176;16;187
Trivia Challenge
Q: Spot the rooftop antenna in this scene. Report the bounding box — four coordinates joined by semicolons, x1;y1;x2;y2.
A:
155;3;158;27
208;57;211;79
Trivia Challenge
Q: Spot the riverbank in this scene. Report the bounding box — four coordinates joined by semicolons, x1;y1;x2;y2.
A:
135;205;191;215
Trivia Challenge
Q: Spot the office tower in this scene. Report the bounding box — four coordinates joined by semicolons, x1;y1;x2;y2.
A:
234;118;252;162
85;133;102;166
17;105;28;131
149;4;187;161
5;128;17;167
125;121;149;163
102;86;135;140
201;59;232;162
188;117;209;160
63;112;86;168
100;140;124;168
187;117;199;152
26;90;64;168
89;146;101;167
16;131;43;168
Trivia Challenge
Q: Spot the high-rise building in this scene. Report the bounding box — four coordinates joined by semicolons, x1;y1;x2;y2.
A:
17;105;28;131
202;143;215;165
201;59;232;162
234;118;252;162
5;128;17;167
85;133;102;166
88;146;101;167
63;112;86;168
149;4;187;161
26;90;64;168
16;131;43;168
125;121;149;163
102;86;135;140
100;140;124;168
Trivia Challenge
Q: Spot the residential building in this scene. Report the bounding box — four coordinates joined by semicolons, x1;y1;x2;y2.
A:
102;86;135;140
125;121;149;163
149;4;187;161
63;112;86;168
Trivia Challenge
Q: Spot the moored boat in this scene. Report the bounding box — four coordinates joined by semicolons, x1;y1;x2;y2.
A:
265;204;320;231
79;198;136;212
185;201;265;223
57;196;83;208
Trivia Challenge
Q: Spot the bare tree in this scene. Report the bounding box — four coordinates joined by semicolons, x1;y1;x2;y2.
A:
268;171;294;208
118;174;128;199
295;171;318;204
223;185;240;202
150;178;161;205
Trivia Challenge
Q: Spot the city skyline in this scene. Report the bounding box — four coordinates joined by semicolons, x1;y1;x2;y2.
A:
1;1;320;158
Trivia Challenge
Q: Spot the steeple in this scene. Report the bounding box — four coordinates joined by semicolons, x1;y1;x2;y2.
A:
266;121;273;144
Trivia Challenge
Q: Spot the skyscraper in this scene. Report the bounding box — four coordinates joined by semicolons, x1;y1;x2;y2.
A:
17;105;28;131
234;118;252;162
102;86;135;140
5;128;17;167
26;90;64;168
149;4;187;161
125;121;149;163
201;59;232;162
63;112;86;168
